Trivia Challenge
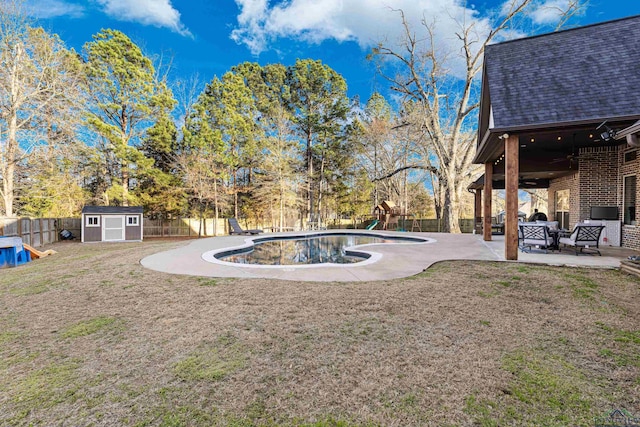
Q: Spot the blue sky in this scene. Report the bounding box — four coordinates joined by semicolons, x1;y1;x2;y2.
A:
28;0;640;104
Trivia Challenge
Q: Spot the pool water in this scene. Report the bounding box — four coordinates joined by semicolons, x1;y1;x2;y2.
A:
216;233;422;265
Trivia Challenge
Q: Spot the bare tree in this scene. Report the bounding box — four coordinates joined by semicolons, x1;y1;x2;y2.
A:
523;188;548;214
0;0;81;216
371;1;584;232
176;151;228;236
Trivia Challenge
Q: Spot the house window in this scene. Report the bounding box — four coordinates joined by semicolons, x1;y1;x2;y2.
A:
126;216;139;227
624;150;638;163
623;175;637;226
86;216;100;227
555;189;570;229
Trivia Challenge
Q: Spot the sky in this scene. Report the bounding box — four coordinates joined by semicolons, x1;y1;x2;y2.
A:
26;0;640;105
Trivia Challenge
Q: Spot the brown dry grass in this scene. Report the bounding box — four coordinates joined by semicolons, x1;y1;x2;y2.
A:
1;239;640;426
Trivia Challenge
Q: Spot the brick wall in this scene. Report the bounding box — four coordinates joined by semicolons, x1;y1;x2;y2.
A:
549;145;640;250
548;173;580;228
619;146;640;250
578;146;619;221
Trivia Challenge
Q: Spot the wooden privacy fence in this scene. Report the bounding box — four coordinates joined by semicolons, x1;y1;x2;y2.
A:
0;217;238;243
143;218;227;237
0;218;59;248
413;218;475;233
0;216;478;247
58;218;81;239
56;217;228;239
335;218;476;233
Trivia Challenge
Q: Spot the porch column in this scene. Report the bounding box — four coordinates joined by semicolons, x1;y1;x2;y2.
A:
483;163;493;241
505;134;520;260
474;189;482;234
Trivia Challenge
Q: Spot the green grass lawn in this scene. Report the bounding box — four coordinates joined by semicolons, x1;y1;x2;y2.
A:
1;239;639;426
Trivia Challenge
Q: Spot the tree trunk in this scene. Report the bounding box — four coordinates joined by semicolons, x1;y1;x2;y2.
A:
317;150;326;227
441;175;462;233
3;43;21;217
122;166;129;206
3;108;18;217
233;169;238;219
307;132;313;224
280;180;285;231
213;177;219;236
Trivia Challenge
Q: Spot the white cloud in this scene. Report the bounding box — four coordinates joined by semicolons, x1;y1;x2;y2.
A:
231;0;585;56
27;0;85;19
230;0;494;60
529;0;574;24
95;0;192;37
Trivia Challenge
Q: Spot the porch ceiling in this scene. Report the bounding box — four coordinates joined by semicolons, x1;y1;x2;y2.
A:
472;119;633;190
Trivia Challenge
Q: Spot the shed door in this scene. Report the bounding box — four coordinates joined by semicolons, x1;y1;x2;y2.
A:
103;216;125;241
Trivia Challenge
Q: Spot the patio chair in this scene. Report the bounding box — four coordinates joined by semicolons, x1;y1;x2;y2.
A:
306;214;327;231
518;223;556;253
558;223;605;255
228;218;263;235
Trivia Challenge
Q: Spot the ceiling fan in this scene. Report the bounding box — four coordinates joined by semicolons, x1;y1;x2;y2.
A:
550;133;580;167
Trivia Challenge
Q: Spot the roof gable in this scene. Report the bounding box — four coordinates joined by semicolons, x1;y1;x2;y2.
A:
484;15;640;131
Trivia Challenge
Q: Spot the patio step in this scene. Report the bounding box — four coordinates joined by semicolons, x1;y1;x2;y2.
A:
620;260;640;278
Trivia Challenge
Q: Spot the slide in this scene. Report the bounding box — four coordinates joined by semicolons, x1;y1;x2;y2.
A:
23;243;57;259
365;220;379;230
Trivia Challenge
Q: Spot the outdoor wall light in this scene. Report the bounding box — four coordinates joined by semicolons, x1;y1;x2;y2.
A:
530;138;535;143
600;129;616;141
557;136;562;141
596;121;617;141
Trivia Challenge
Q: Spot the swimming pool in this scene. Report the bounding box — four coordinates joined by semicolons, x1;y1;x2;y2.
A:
202;232;430;267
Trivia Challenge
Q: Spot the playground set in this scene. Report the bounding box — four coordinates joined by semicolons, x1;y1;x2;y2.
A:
0;236;57;268
367;201;422;232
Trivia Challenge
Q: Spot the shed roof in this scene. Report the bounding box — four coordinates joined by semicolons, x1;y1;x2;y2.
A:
82;206;143;214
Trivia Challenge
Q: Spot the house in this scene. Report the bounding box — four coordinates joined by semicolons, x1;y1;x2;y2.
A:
81;206;144;243
470;15;640;259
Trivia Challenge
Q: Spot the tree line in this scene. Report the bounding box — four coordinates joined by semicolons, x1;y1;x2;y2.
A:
1;0;583;232
0;2;437;231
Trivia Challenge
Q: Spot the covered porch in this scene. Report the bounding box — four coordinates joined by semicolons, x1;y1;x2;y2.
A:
481;233;638;268
470;15;640;260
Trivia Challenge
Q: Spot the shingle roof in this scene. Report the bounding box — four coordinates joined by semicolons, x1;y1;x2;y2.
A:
82;206;143;214
484;15;640;130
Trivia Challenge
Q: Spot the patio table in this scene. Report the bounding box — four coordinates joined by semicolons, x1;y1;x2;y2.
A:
547;229;570;250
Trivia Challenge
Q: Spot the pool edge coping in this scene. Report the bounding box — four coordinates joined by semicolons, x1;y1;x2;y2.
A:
201;231;436;269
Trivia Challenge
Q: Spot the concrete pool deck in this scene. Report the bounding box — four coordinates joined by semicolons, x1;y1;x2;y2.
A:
140;230;640;282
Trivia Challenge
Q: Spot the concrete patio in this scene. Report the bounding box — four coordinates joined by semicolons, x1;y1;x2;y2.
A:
481;234;638;268
140;231;640;282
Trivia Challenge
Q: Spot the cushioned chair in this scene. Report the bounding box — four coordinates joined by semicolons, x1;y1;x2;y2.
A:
228;218;263;235
536;220;559;231
558;223;605;255
519;223;556;253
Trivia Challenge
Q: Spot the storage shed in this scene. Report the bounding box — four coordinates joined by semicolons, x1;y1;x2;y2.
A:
81;206;143;243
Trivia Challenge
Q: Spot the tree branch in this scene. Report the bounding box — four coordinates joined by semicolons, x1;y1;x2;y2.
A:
372;164;437;182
